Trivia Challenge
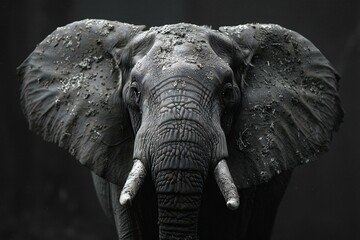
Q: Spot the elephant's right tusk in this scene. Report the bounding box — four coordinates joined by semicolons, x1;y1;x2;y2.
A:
214;159;240;210
119;159;147;205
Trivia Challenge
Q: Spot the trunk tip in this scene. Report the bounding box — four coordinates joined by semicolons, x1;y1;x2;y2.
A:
226;197;239;210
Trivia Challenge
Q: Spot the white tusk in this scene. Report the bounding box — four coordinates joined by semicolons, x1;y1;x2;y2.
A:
119;159;147;205
214;159;240;210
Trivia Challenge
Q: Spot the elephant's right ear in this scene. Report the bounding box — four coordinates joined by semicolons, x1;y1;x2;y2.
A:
19;19;145;185
219;24;343;188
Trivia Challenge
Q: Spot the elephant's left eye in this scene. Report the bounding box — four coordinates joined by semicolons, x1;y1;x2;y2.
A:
130;81;141;105
222;82;236;105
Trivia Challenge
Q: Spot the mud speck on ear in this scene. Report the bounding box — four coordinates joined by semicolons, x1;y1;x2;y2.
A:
77;55;104;70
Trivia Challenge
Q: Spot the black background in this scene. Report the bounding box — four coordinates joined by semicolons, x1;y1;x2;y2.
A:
1;0;359;239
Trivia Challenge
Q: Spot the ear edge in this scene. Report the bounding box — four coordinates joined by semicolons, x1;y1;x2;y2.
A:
208;32;250;69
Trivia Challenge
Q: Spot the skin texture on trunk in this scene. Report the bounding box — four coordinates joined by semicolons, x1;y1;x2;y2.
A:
157;192;201;240
152;127;210;240
146;84;215;239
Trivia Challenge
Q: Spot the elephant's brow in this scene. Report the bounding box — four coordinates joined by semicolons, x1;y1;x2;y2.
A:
149;75;209;93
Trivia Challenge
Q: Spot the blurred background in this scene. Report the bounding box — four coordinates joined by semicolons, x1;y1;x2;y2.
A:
1;0;359;239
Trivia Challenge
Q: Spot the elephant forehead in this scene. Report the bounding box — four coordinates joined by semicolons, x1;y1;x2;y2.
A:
132;25;232;87
145;24;225;65
138;39;230;82
149;23;210;41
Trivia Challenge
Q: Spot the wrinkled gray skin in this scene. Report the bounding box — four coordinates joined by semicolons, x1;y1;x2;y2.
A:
19;20;343;240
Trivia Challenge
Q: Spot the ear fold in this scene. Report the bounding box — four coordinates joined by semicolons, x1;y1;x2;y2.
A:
19;19;144;186
219;24;343;188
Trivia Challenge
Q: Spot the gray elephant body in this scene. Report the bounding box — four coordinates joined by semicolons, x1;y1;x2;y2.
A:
19;20;342;240
92;171;292;240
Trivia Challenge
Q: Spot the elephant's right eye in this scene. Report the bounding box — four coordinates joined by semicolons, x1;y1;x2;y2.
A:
222;82;236;105
130;81;141;105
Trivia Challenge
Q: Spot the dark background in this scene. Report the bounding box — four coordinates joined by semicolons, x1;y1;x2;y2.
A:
1;0;359;239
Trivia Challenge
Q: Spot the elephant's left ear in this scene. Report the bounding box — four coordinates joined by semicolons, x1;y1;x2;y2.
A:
219;24;343;188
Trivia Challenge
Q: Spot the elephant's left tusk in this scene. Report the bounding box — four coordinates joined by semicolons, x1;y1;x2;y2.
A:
119;159;147;205
214;159;240;210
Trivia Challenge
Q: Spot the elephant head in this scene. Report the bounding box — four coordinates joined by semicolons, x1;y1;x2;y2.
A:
19;20;343;240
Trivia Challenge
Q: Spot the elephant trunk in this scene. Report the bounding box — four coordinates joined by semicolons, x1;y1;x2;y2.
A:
156;173;203;240
151;118;210;240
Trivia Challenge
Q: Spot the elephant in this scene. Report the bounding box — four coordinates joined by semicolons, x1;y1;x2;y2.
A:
19;19;343;240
